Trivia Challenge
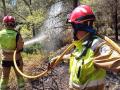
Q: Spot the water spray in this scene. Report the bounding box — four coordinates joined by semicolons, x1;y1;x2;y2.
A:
24;34;48;47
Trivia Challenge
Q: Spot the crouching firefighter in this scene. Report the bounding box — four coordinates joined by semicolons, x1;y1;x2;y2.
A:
49;5;120;90
0;16;25;90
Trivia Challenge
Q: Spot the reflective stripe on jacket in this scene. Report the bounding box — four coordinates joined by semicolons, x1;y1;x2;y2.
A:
69;37;106;85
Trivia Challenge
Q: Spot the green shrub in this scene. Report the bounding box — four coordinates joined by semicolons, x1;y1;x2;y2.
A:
23;43;43;54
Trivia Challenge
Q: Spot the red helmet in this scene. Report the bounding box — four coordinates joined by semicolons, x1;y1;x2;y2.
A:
3;16;15;24
68;5;95;24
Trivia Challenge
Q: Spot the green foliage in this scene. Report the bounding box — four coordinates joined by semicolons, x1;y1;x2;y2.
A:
80;0;93;5
26;9;45;24
21;24;32;39
20;9;45;39
23;43;43;54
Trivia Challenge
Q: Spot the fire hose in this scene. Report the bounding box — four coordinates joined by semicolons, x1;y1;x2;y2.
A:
13;34;120;79
102;36;120;54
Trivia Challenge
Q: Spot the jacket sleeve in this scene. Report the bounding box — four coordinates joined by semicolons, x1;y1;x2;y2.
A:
94;44;120;72
16;33;24;52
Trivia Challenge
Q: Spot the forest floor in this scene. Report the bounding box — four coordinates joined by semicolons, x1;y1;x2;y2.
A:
27;62;120;90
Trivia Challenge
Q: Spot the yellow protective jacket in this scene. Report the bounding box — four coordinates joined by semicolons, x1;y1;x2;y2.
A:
0;29;24;61
69;37;106;85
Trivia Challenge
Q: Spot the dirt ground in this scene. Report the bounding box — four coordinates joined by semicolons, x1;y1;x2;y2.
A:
29;62;69;90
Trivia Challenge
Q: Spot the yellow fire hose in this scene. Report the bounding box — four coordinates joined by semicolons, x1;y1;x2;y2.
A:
103;36;120;54
13;33;120;79
13;50;49;79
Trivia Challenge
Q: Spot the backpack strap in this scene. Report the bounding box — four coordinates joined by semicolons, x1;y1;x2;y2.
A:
16;31;20;48
16;32;20;43
77;35;95;58
77;36;95;78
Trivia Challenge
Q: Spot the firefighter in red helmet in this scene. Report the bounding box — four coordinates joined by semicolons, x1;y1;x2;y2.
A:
0;16;25;90
50;5;120;90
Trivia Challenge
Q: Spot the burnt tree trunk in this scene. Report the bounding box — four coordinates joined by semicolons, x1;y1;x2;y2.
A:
115;0;118;40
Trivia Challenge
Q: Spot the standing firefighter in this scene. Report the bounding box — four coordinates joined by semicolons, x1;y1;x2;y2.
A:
0;16;25;90
49;5;120;90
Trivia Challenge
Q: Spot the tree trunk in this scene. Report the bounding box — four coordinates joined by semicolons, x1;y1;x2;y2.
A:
22;0;36;37
22;0;32;15
32;24;35;37
73;0;79;9
2;0;7;16
29;0;32;5
115;0;118;40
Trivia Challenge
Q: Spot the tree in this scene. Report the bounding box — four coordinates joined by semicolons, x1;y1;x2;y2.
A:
115;0;118;40
22;0;32;15
29;0;31;5
93;0;119;40
73;0;79;8
2;0;7;16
